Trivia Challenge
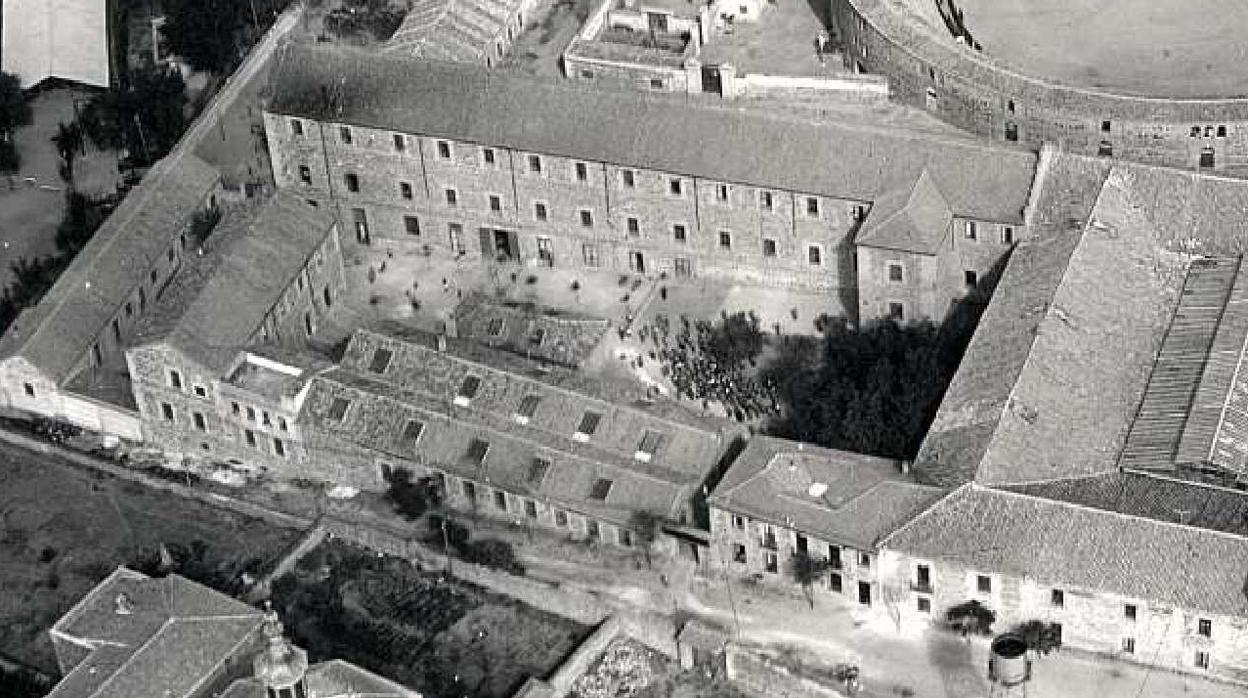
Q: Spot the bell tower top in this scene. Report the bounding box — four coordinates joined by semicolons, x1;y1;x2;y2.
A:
253;603;309;698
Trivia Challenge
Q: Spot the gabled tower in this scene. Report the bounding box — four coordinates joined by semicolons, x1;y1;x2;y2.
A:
254;604;309;698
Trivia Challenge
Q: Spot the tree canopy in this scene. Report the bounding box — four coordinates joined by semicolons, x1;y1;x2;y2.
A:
0;71;31;135
161;0;289;72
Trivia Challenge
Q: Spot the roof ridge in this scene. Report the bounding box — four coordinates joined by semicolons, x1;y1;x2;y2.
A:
877;482;966;549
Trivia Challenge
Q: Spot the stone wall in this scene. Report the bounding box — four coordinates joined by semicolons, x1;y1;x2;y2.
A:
725;645;849;698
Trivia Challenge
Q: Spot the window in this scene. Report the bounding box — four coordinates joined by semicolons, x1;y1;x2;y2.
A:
466;438;490;465
575;162;588;181
574;411;602;440
273;438;286;457
1005;121;1018;142
1098;140;1113;157
455;375;482;405
1124;604;1137;621
1001;226;1014;244
829;572;842;592
627;217;640;236
515;394;542;423
852;205;867;222
1121;637;1135;654
290;119;303;136
462;481;477;501
915;565;931;592
489;195;502;212
555;510;568;527
111;319;120;342
589;478;613;500
858;552;871;567
278;417;288;431
887;262;904;283
150;269;158;284
650;78;663;89
619;528;633;546
245;429;257;447
717;184;729;201
525;499;538;518
161;402;174;421
437;140;451;159
917;597;931;613
534;202;548;221
392;133;405;151
345;173;359;192
718;231;731;250
579;209;593;228
1198;618;1212;638
169;370;183;390
125;302;133;317
673;224;687;242
445;188;458;206
397;419;424;449
262;411;272;426
193;385;206;398
1050;589;1064;608
808;246;822;266
828;545;842;569
404;216;421;236
322;285;333;308
621;169;635;188
760;191;773;211
1101;120;1111;133
528;154;542;173
189;412;205;431
1218;125;1227;138
765;552;778;573
762;239;777;257
486;317;505;337
669;178;682;196
964;221;978;239
976;575;992;594
635;430;663;462
965;270;978;287
1195;651;1210;670
494;490;508;510
582;244;600;267
1191;126;1202;138
806;197;819;216
732;515;745;529
674;258;691;277
23;383;34;398
527;457;550;485
327;398;351;421
1206;126;1215;138
587;520;600;539
339;126;352;144
246;406;256;422
298;166;311;185
400;182;413;199
732;544;747;563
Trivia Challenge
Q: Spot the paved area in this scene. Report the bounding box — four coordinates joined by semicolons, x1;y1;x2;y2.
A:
699;0;840;77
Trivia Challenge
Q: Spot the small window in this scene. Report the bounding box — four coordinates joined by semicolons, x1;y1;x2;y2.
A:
587;520;600;539
618;528;633;546
404;216;421;236
582;244;600;267
345;173;359;192
669;178;682;196
534;202;548;221
327;398;351;421
193;412;206;431
621;169;635;187
766;553;779;573
589;478;614;500
806;197;819;216
976;574;992;594
525;499;538;518
1195;651;1210;670
1101;120;1111;133
489;195;502;212
169;370;183;390
1121;637;1135;654
246;406;256;422
718;231;731;249
964;221;978;239
527;457;550;485
193;385;206;398
245;429;256;447
575;162;588;182
650;78;664;89
393;134;405;151
964;270;977;287
808;246;822;266
627;217;640;235
400;419;425;448
23;383;35;397
528;154;543;173
1206;126;1215;138
161;403;174;421
1198;618;1212;638
400;182;413;199
150;269;158;284
339;126;352;144
732;515;745;529
1218;125;1227;138
732;544;747;563
635;430;664;462
829;572;843;592
467;438;490;465
477;148;495;167
494;490;508;510
579;210;593;228
579;69;595;79
889;302;905;321
760;191;773;211
575;410;603;439
1125;604;1137;621
887;262;904;283
462;481;476;500
673;224;687;242
298;165;311;185
486;317;505;336
445;189;458;206
515;394;542;423
273;438;286;457
555;510;568;526
278;417;288;431
1191;126;1202;138
455;375;482;405
717;184;729;201
437;141;451;159
917;597;931;613
858;552;871;567
290;119;303;135
1001;226;1014;244
762;239;777;257
1050;589;1064;608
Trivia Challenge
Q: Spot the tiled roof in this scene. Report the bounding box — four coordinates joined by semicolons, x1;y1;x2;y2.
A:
452;292;609;368
386;0;518;62
853;170;953;255
131;193;335;375
48;567;262;698
297;328;732;525
266;43;1037;223
709;435;944;549
883;484;1248;618
0;152;219;385
222;659;419;698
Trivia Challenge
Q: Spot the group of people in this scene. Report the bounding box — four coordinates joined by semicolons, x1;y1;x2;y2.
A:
637;313;782;423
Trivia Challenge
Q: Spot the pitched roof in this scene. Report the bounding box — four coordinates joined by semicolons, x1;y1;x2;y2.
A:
48;568;263;698
853;170;953;255
222;659;420;698
884;484;1248;618
386;0;518;62
0;152;220;385
131;193;335;375
1;0;110;88
451;292;609;368
266;42;1037;222
708;435;944;549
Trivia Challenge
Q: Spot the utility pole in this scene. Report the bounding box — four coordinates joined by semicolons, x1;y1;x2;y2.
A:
442;516;453;575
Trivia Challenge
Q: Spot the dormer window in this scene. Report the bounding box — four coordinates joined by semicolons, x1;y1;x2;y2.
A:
634;430;664;462
466;438;490;465
573;410;602;441
514;394;541;425
589;477;613;500
437;140;452;159
369;348;393;373
527;457;551;485
400;419;425;448
454;375;482;406
327;397;351;422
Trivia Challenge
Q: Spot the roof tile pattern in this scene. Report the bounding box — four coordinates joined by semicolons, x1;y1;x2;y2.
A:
853;170;953;255
387;0;518;62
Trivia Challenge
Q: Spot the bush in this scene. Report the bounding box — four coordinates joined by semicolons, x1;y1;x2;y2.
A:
384;468;442;520
425;514;470;549
946;600;996;636
1013;620;1063;655
461;539;524;574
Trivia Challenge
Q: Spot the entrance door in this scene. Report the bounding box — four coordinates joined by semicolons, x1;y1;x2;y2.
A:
701;65;722;95
630;251;645;274
448;223;464;255
857;581;872;606
1201;146;1216;169
537;236;554;267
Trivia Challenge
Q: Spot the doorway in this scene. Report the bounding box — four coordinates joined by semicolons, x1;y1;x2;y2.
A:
1200;146;1216;169
857;581;872;606
701;65;722;95
629;251;646;274
537;236;554;267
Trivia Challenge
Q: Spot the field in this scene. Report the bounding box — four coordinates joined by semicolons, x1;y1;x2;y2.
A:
271;540;591;698
952;0;1248;98
0;445;301;673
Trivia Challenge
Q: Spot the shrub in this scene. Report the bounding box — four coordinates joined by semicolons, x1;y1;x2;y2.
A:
384;468;442;520
462;539;524;574
946;600;996;636
1013;620;1063;655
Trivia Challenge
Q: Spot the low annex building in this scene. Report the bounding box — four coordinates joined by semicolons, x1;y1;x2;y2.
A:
262;42;1036;324
385;0;539;66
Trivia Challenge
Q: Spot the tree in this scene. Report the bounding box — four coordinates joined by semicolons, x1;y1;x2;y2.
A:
161;0;244;73
946;600;996;637
0;71;31;136
1013;620;1063;656
383;467;442;520
706;311;765;367
787;549;830;609
462;539;523;574
55;192;109;256
627;510;663;569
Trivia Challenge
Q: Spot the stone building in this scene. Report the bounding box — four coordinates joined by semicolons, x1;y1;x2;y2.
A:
385;0;541;66
707;435;941;609
297;325;740;551
125;193;345;468
0;151;221;440
261;42;1036;324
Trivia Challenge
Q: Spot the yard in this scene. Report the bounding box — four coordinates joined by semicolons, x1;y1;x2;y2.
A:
570;637;752;698
270;539;592;698
0;445;301;673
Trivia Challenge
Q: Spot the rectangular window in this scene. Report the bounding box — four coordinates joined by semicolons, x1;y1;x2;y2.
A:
528;154;542;173
760;191;773;210
650;78;664;89
858;552;871;568
463;481;476;500
482;147;496;165
575;162;588;181
619;528;632;546
534;202;548;221
455;375;482;405
621;169;635;188
806;197;819;216
400;419;425;448
1121;637;1135;654
674;258;691;277
965;270;978;287
327;397;351;421
917;597;931;613
717;184;729;201
669;178;682;196
765;552;778;573
245;429;256;447
762;239;777;257
290;119;303;136
515;394;542;423
1051;589;1064;608
828;545;842;569
582;244;600;268
525;499;538;518
1001;226;1014;244
808;246;822;266
1198;618;1212;638
392;133;405;151
339;126;352;144
732;544;747;563
575;411;603;440
718;231;731;249
555;509;568;527
915;564;931;591
489;195;502;212
627;217;640;235
635;430;663;462
161;402;174;421
169;370;182;389
278;417;288;431
486;317;505;337
399;181;413;199
273;438;286;457
527;457;550;485
888;262;904;282
467;438;490;465
23;383;35;397
829;572;842;592
494;490;508;510
1125;604;1137;621
579;210;593;228
589;478;613;500
1195;651;1210;670
732;515;745;529
298;165;311;185
404;216;421;236
445;189;458;206
437;141;451;159
976;574;992;594
587;520;600;539
192;412;206;431
673;224;687;242
345;173;359;192
246;406;256;422
964;221;978;239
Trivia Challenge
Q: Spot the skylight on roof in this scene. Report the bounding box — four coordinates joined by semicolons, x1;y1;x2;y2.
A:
634;430;664;463
454;375;482;406
368;348;393;373
327;397;351;421
466;438;490;465
514;394;542;424
574;411;602;441
589;477;613;501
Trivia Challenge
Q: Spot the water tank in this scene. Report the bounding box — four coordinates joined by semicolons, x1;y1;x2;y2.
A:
988;634;1030;687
